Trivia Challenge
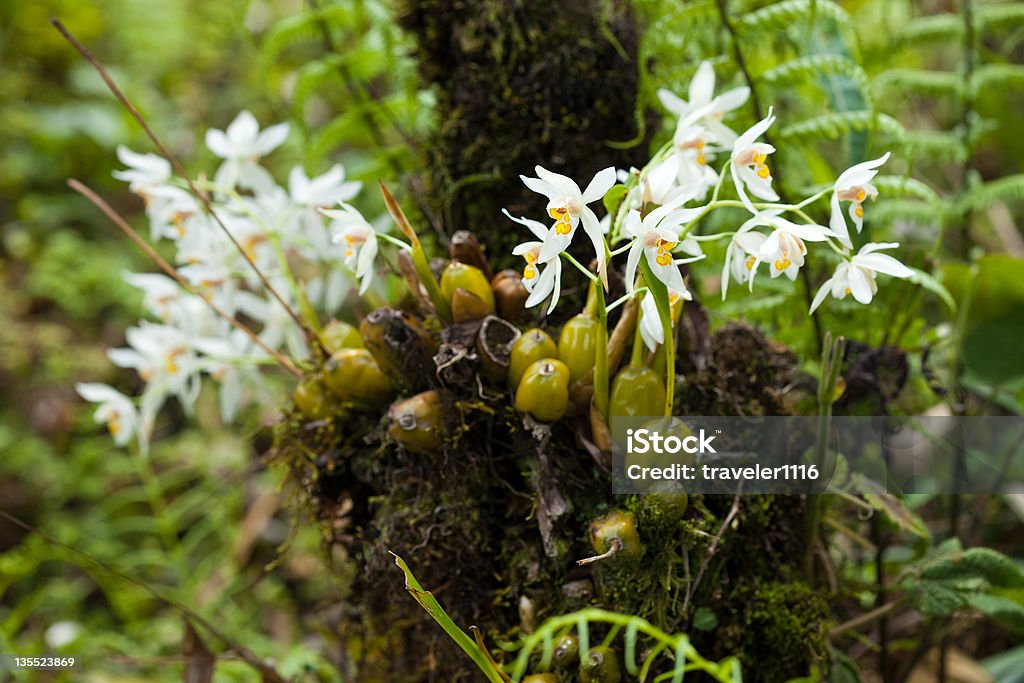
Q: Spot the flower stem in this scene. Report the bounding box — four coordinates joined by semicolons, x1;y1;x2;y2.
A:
377;232;414;251
562;252;600;282
639;258;675;417
593;281;610;421
630;291;646;369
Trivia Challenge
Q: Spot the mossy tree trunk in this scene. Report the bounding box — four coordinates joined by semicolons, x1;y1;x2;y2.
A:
286;4;830;681
397;0;647;262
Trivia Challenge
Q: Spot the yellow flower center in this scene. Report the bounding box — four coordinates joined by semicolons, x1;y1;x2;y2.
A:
108;414;121;435
548;206;574;235
775;258;792;271
854;203;864;219
523;249;540;280
548;206;568;221
756;163;771;179
656;252;673;266
745;256;756;271
165;347;185;375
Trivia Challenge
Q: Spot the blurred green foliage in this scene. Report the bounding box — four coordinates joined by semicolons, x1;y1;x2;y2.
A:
0;1;413;680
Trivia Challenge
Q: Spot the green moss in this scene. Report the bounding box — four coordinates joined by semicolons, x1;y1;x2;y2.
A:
738;582;830;680
396;0;649;265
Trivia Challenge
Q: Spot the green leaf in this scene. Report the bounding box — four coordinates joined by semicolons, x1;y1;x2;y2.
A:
872;176;940;201
762;54;872;105
873;68;964;99
944;256;1024;387
915;580;969;616
979;3;1024;31
958;175;1024;213
907;268;956;313
779;111;904;144
958;549;1024;588
983;644;1024;683
692;607;718;631
920;548;1024;588
900;130;970;165
391;553;504;683
969;594;1024;632
603;184;629;218
737;0;856;45
972;64;1024;95
895;14;963;45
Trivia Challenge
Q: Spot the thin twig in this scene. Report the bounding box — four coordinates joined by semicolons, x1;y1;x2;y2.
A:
68;179;302;378
829;601;901;640
51;18;314;346
683;488;742;614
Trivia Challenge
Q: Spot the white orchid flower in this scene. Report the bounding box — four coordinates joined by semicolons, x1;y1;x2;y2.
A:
236;283;309;361
721;230;768;299
731;108;779;213
113;146;171;199
641;156;687;206
520;165;617;286
657;61;750;146
810;242;913;313
107;323;201;411
286;164;362;254
638;286;691;352
672;123;721;200
622;198;701;295
504;210;564;314
289;164;361;208
122;272;184;322
194;330;262;423
745;212;833;286
322;204;379;295
829;152;891;248
75;383;139;446
205;110;289;194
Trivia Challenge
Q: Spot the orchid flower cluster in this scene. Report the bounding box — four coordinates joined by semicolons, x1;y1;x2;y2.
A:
77;111;385;451
505;61;914;352
80;62;919;448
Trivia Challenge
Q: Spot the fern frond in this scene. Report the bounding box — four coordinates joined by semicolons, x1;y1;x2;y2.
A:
872;198;952;227
959;174;1024;213
895;14;963;45
900;130;970;165
978;2;1024;31
873;175;941;201
779;111;904;143
641;0;719;53
291;56;346;115
507;608;739;682
762;54;873;104
971;64;1024;94
873;68;964;99
737;0;854;36
259;5;353;70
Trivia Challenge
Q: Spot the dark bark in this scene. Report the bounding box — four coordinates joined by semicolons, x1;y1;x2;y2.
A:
397;0;647;263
